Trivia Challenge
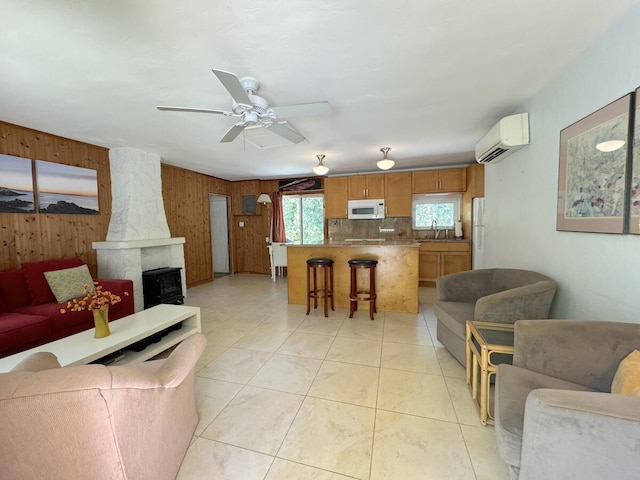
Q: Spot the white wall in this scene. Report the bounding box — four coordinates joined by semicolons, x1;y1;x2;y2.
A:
485;3;640;321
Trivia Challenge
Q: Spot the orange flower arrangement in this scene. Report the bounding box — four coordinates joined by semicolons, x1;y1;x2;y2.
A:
60;282;128;313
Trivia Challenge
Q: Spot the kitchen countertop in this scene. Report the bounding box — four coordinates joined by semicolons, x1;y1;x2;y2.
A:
284;239;471;247
285;240;420;247
416;238;471;243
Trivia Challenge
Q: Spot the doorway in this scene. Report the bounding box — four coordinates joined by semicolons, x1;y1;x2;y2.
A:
209;194;230;278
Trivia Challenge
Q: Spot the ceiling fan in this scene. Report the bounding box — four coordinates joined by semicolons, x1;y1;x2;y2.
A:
157;69;331;144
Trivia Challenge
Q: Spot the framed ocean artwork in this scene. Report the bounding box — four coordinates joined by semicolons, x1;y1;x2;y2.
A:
0;154;36;213
35;160;99;214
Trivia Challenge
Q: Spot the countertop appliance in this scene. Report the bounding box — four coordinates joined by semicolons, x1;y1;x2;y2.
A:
347;199;385;220
472;197;485;269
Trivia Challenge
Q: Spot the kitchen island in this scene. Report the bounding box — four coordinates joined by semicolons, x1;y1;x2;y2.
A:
286;240;420;314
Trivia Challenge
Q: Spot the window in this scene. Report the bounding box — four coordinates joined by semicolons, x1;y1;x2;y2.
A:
412;193;461;230
283;194;324;244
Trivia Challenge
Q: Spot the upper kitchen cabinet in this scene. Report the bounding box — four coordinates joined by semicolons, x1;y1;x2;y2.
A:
412;168;467;194
324;176;349;218
465;163;485;198
348;174;385;200
384;172;412;217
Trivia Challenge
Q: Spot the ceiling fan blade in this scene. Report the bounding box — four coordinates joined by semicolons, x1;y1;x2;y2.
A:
266;122;306;144
212;69;252;107
156;106;233;116
220;123;246;143
270;101;332;119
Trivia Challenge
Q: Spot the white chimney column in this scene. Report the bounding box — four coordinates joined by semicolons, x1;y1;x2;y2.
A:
93;147;186;312
107;147;170;241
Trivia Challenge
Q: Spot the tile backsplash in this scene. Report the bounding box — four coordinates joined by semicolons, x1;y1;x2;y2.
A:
327;218;456;241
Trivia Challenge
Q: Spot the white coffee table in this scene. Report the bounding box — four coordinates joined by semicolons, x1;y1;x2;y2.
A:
0;304;201;373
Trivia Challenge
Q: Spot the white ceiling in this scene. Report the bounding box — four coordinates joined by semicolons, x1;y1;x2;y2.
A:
1;1;637;181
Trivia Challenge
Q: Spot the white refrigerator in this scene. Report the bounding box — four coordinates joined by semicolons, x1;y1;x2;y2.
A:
472;197;485;270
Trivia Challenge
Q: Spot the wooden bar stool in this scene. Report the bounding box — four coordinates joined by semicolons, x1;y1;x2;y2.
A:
306;258;335;317
348;259;378;320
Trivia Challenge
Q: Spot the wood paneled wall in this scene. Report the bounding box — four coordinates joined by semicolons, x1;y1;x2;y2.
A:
230;179;279;274
0;121;111;275
161;164;231;286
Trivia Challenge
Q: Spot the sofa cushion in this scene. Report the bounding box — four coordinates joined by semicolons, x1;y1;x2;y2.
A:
44;264;94;303
21;258;84;305
0;292;7;313
433;301;475;339
14;303;89;332
494;363;596;468
0;313;52;352
611;350;640;396
0;269;31;310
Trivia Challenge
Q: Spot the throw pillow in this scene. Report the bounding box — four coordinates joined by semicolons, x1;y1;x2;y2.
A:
44;264;95;304
611;350;640;396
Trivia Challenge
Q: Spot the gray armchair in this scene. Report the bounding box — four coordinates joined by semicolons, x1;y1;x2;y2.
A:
434;268;557;364
495;320;640;479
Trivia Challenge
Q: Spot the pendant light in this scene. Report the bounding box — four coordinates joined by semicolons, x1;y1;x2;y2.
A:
377;147;395;170
313;154;329;175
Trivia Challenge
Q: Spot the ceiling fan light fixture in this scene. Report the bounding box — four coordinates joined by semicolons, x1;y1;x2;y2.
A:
377;147;395;170
313;154;329;175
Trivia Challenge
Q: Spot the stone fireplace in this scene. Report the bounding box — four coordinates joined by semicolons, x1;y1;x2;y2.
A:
92;147;186;312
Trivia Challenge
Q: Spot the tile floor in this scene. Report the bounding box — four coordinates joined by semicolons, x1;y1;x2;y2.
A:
176;274;510;480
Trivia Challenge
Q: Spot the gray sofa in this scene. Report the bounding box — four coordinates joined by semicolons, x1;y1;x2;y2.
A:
495;320;640;479
434;268;557;365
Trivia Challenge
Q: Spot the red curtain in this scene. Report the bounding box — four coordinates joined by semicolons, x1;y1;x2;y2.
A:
271;191;286;242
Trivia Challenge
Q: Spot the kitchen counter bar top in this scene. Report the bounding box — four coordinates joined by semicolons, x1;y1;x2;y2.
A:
286;240;420;247
286;243;419;314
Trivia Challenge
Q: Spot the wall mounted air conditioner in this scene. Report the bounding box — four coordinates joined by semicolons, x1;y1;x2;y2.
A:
475;113;530;164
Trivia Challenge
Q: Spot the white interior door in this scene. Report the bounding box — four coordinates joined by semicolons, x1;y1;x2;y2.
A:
209;194;230;275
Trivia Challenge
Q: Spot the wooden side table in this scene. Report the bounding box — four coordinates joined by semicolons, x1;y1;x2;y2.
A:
465;321;515;425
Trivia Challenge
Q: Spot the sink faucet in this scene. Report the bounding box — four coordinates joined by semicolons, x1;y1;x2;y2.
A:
431;219;441;239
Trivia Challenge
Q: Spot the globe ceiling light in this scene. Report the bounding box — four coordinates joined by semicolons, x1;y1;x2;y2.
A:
313;154;329;175
377;147;395;170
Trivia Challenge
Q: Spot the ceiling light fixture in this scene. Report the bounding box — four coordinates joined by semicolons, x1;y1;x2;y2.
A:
377;147;395;170
596;140;626;152
313;154;329;175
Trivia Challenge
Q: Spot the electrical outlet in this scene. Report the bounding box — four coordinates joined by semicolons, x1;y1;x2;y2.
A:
239;221;244;227
265;237;270;243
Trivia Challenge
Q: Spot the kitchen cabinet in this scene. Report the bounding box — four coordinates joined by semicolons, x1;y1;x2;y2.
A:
348;174;385;199
412;168;467;194
324;176;349;218
384;172;412;217
419;241;470;282
466;163;485;198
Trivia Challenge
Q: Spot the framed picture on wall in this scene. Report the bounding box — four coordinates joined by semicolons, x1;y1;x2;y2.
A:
35;160;99;214
0;154;36;213
629;87;640;234
556;93;632;233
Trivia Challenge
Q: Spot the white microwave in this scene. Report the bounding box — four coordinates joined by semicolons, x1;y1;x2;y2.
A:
347;199;385;219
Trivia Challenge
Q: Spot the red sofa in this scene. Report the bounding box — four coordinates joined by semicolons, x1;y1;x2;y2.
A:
0;258;134;358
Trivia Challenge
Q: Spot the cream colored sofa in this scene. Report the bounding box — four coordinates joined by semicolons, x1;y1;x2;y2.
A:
0;332;206;480
495;320;640;479
434;268;557;365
